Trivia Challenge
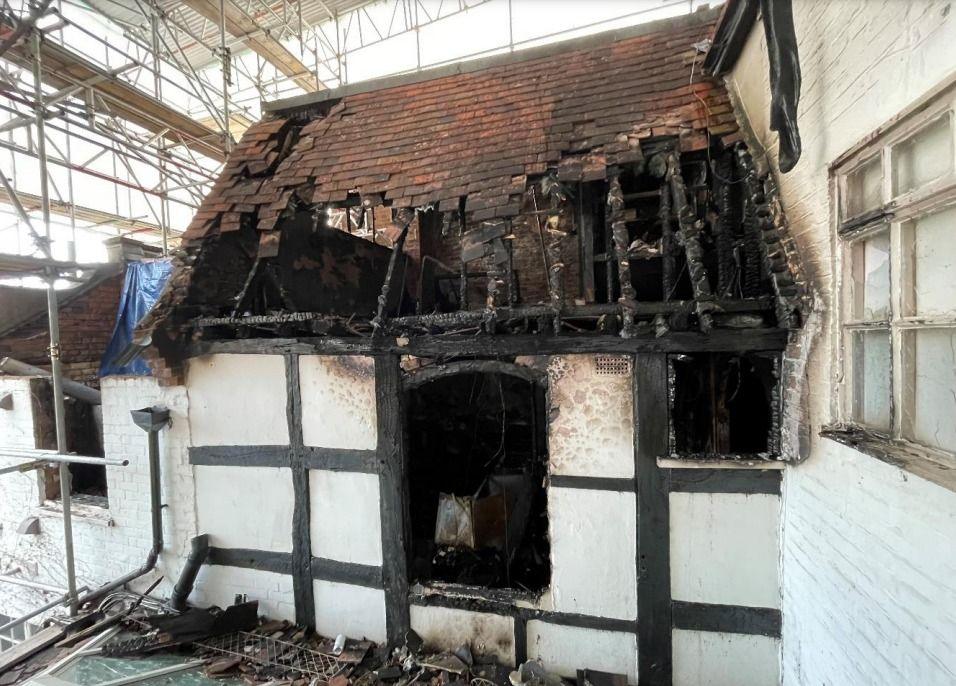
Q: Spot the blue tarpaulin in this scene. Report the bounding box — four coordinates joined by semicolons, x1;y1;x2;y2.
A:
100;259;173;377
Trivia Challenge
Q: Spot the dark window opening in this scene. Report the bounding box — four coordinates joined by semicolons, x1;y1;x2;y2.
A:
670;352;779;456
40;393;107;505
406;370;550;592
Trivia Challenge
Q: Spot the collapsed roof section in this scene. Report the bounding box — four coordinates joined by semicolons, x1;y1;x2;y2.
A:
138;7;806;364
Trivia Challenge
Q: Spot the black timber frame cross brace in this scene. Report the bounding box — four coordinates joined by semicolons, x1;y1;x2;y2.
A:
191;346;783;670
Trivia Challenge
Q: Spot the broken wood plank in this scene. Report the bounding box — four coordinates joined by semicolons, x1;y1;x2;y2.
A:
0;626;66;673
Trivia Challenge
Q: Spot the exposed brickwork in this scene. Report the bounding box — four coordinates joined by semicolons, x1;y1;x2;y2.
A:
0;273;123;388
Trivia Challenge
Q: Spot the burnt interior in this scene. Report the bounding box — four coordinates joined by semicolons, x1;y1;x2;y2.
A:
185;140;801;342
670;352;779;456
406;370;550;592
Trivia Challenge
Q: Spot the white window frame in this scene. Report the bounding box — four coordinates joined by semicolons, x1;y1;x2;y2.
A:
833;83;956;458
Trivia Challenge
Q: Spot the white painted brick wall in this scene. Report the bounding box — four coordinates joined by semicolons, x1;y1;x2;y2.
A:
730;2;956;684
0;376;197;622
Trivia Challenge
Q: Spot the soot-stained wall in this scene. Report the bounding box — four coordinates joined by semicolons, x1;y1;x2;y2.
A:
178;352;783;684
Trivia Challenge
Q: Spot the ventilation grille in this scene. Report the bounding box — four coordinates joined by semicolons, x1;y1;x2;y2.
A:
594;355;631;376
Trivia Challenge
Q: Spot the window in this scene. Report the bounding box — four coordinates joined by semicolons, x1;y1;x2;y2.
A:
836;94;956;456
405;368;550;593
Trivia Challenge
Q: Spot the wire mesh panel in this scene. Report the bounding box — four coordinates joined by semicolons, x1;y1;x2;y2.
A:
196;631;343;680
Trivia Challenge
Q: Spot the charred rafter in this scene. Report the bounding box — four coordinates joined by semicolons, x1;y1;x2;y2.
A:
735;147;803;329
608;174;638;336
665;152;715;332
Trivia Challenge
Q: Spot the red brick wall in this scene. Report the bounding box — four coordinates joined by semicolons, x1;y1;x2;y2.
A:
0;274;123;388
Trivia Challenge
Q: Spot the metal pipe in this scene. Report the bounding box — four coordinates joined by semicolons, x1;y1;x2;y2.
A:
31;31;51;235
0;357;102;405
169;534;209;611
219;0;232;154
0;574;70;594
78;407;169;609
31;25;79;618
0;586;89;635
0;447;128;467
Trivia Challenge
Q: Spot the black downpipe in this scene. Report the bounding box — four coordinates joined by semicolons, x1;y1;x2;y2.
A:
170;535;210;611
79;407;169;609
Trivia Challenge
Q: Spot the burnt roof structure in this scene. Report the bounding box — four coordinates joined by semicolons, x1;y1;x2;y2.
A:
137;7;806;375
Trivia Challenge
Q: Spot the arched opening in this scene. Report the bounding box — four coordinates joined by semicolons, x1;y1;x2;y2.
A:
406;367;550;592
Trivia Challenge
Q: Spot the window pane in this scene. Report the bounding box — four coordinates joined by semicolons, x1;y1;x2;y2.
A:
907;206;956;317
906;328;956;453
893;114;954;196
851;329;891;429
851;231;891;321
845;156;883;218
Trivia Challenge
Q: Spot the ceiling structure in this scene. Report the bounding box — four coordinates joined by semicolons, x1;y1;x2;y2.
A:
0;0;711;261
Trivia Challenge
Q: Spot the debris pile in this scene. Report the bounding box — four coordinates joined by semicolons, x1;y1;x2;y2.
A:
0;592;628;686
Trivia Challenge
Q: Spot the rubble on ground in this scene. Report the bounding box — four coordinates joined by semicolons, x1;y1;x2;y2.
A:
0;592;626;686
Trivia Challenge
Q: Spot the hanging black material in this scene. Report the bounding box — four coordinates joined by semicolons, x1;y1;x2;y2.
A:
760;0;802;172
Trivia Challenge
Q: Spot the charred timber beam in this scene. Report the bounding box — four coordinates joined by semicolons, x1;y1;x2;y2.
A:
186;327;789;358
608;175;637;336
372;208;416;331
536;178;568;333
735;147;802;328
660;180;676;300
404;359;547;388
665;152;715;332
715;153;737;297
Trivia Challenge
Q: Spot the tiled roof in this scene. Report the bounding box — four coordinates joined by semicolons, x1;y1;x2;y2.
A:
180;8;737;244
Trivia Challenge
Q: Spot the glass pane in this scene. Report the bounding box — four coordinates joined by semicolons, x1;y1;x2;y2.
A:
845;156;883;218
851;231;891;321
893;114;954;196
851;329;891;429
906;328;956;453
57;654;189;686
907;206;956;317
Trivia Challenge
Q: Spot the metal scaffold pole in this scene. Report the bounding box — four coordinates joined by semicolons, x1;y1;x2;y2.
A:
31;25;78;617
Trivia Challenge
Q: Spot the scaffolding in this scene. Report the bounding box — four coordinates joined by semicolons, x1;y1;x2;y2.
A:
0;0;707;644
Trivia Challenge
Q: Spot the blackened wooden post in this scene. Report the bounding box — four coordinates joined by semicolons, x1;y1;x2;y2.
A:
666;152;714;332
634;353;671;684
577;182;596;303
285;354;316;627
373;207;415;330
659;181;675;300
608;175;636;335
375;355;411;645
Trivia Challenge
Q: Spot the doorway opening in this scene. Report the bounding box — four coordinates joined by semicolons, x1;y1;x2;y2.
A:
406;367;550;592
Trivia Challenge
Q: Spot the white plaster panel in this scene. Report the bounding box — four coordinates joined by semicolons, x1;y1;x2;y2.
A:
299;355;377;449
409;605;515;665
195;465;294;553
187;354;289;445
526;621;637;685
670;492;780;609
309;470;382;565
192;565;295;622
548;487;636;620
548;355;634;478
672;630;779;686
313;579;386;642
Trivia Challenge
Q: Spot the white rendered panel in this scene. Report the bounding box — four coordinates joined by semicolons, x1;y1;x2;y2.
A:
188;354;289;445
299;355;377;449
548;487;637;620
195;465;294;553
670;492;780;609
309;470;383;565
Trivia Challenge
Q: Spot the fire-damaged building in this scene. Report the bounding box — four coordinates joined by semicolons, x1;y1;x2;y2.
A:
2;2;955;686
127;6;804;682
